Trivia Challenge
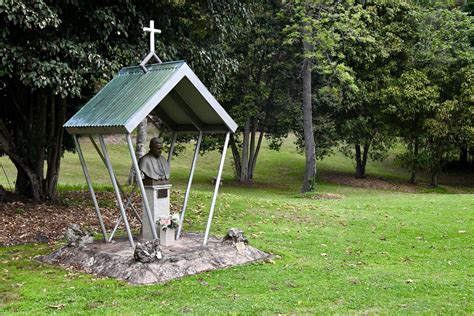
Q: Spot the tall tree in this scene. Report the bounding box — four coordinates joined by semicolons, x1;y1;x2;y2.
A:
0;0;128;200
385;6;473;186
286;2;378;183
284;1;332;192
222;1;299;184
301;35;316;191
382;70;439;184
0;0;252;200
327;2;415;178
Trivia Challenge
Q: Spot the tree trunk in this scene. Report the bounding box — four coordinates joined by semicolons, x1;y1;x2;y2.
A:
355;144;363;178
431;172;439;187
362;143;369;176
230;134;242;179
1;86;68;201
229;122;263;184
14;165;31;198
12;160;41;201
460;143;468;166
44;96;67;200
248;118;257;180
13;89;47;201
355;143;370;178
240;118;251;184
250;130;264;181
35;90;47;193
410;138;419;184
301;40;316;193
128;118;147;185
1;118;41;201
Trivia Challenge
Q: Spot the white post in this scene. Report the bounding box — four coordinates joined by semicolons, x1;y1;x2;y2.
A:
126;133;158;240
108;195;136;242
203;132;230;246
73;135;108;242
177;132;202;239
89;136;141;223
98;135;135;247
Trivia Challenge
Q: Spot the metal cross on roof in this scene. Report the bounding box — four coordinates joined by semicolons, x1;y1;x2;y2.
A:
143;20;161;53
140;20;162;72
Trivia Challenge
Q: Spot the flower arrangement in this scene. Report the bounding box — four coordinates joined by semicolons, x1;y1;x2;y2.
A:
158;213;180;231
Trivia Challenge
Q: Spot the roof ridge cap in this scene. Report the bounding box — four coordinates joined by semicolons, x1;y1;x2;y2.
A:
119;60;186;76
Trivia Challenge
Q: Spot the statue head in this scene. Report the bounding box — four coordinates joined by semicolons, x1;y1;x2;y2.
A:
149;137;163;158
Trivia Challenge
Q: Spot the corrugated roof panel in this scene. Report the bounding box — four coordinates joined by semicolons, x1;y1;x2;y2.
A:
64;61;184;129
64;60;238;134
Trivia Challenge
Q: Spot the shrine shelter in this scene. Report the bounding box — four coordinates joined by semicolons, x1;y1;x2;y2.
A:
63;21;237;248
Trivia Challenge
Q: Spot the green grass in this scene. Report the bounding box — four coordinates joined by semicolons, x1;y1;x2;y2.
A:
1;136;473;314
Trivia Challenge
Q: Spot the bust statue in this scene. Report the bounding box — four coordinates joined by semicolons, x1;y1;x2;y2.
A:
138;137;170;182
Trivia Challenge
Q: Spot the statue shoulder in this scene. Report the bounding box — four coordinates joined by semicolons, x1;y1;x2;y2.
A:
139;153;152;164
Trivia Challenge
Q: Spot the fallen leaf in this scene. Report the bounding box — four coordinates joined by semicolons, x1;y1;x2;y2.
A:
47;304;66;309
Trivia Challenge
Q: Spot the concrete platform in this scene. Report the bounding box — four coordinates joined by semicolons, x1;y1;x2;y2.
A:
37;233;270;284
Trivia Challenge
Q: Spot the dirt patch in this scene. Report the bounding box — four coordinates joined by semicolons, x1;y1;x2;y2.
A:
0;191;179;246
322;173;417;193
310;193;344;200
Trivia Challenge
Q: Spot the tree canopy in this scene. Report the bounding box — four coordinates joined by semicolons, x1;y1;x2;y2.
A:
1;0;472;200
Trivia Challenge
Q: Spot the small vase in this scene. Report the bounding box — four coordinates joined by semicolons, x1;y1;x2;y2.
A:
160;228;175;246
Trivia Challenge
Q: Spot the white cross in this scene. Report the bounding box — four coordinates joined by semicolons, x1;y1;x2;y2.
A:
143;20;161;53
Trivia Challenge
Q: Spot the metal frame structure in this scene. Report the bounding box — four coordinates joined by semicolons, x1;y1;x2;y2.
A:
73;135;108;242
66;20;237;247
73;129;231;247
203;132;230;245
176;132;202;239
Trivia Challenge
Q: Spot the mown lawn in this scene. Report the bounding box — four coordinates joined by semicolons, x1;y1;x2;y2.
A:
1;135;473;314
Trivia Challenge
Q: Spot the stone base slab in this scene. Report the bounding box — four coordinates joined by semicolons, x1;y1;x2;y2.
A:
37;233;270;284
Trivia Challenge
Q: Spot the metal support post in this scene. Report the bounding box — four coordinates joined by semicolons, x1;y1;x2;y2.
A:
108;184;138;242
98;135;135;247
126;133;158;240
89;136;141;223
167;132;177;165
203;132;230;246
73;135;108;242
176;132;202;239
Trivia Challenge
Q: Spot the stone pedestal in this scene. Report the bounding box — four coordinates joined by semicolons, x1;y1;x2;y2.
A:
142;181;172;240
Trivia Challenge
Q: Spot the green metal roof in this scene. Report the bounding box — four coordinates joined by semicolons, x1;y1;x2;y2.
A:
64;60;237;135
64;61;184;134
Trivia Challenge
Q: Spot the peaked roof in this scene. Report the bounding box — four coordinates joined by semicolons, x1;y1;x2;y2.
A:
64;61;238;135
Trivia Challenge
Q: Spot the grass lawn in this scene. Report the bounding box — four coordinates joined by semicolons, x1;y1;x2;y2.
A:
0;135;473;314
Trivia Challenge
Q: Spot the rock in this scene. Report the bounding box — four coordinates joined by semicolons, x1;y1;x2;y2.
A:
223;228;248;245
134;239;162;263
64;224;93;247
37;233;270;284
35;233;49;243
